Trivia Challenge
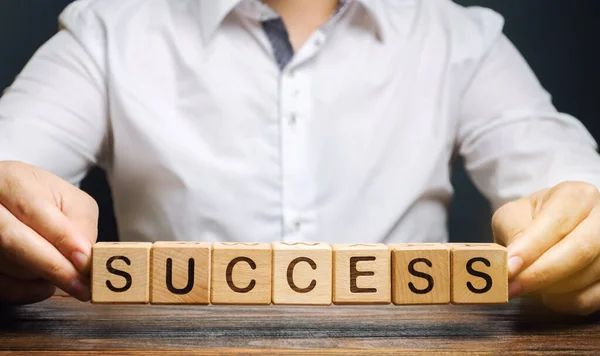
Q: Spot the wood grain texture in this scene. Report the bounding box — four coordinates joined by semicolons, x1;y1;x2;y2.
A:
211;242;272;305
272;242;332;305
448;243;508;304
91;242;152;304
1;297;600;355
150;242;211;305
332;244;390;305
390;243;450;305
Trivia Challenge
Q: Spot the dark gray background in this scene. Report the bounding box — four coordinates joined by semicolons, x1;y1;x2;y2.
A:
1;1;598;243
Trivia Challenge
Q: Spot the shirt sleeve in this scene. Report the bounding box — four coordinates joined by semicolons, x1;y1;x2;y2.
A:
0;3;109;185
457;9;600;210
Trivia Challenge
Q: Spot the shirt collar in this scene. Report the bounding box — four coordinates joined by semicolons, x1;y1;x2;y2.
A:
197;0;416;44
197;0;240;44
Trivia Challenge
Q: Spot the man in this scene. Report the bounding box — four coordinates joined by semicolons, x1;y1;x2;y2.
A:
1;0;599;315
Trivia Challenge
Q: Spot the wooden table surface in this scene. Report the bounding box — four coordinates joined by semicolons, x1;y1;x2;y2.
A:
1;296;599;355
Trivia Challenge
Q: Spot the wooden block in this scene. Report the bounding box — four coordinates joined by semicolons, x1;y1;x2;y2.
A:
272;242;332;305
448;243;508;304
332;244;390;304
91;242;152;304
389;243;450;305
150;242;211;305
211;242;272;305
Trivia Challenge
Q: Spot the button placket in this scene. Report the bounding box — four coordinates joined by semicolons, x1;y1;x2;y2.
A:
288;112;297;126
280;64;309;241
278;31;328;241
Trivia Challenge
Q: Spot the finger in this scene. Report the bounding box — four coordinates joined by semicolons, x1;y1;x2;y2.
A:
0;274;56;305
542;280;600;316
0;187;92;274
57;186;99;248
506;182;597;278
0;250;39;280
543;254;600;295
492;198;534;246
510;205;600;296
492;199;534;276
492;199;534;278
0;204;90;301
0;163;98;273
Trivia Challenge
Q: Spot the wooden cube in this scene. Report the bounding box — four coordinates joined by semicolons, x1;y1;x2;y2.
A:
389;243;450;305
211;242;272;305
272;242;332;305
448;243;508;304
91;242;152;304
332;244;390;304
150;242;211;304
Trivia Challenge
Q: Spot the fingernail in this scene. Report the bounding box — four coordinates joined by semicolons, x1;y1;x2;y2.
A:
508;280;523;299
71;251;90;274
507;256;523;278
70;278;91;302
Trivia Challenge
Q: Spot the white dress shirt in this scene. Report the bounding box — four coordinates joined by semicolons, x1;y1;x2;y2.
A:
1;0;600;244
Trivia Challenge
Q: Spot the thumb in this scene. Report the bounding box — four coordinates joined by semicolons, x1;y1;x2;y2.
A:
52;175;100;249
491;198;533;276
492;198;534;246
0;162;98;274
48;178;99;274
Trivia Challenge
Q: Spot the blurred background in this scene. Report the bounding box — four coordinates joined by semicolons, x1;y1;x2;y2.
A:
1;1;599;243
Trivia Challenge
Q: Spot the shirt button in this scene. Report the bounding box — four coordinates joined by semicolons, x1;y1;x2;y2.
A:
288;113;297;125
291;88;300;97
293;220;301;231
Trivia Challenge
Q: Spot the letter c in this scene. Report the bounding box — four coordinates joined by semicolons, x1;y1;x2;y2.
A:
226;257;257;293
287;257;317;293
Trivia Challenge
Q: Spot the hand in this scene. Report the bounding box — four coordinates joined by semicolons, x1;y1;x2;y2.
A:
493;181;600;315
0;161;98;304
